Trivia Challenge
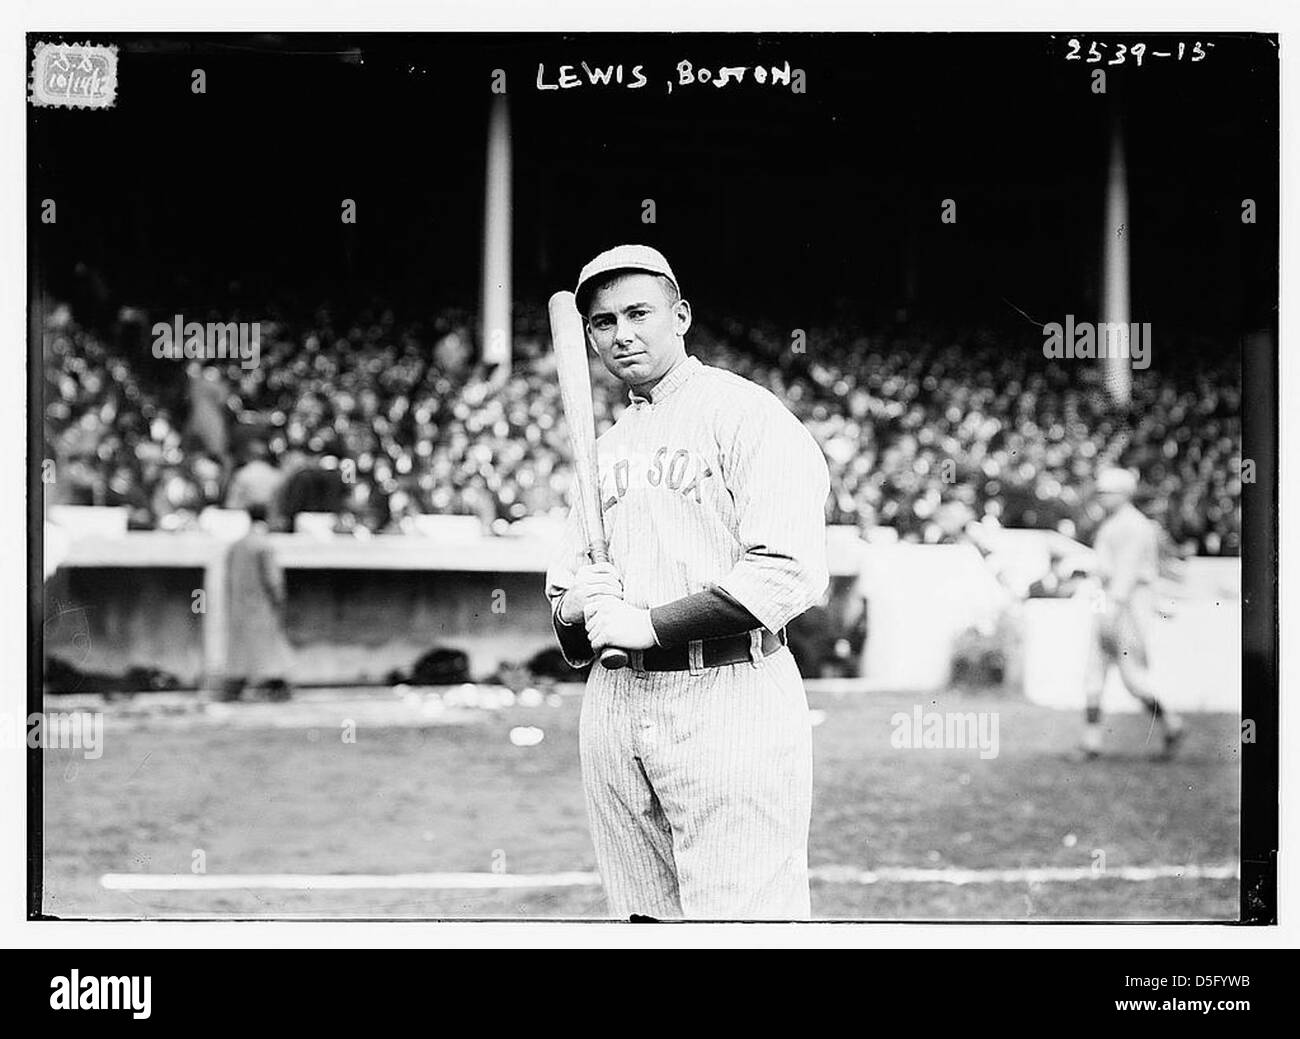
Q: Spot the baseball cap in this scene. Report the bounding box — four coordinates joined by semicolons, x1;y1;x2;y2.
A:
575;244;680;314
1096;468;1138;497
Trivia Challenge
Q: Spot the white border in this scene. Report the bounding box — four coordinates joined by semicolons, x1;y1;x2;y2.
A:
1;0;1293;951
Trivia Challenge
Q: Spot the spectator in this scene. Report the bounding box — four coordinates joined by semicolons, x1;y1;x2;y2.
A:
42;300;1242;555
222;502;293;702
225;438;284;528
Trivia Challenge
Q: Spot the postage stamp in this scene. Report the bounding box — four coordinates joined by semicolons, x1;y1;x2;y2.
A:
29;41;118;110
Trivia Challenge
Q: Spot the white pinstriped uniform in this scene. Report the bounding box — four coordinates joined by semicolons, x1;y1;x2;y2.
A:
545;354;831;919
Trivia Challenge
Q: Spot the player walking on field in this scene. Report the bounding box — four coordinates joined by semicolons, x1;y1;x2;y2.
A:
545;245;831;919
1081;467;1185;760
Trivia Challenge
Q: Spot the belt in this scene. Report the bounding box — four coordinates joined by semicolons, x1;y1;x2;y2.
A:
630;627;787;672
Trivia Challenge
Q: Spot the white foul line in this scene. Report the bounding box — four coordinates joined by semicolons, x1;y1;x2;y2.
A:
810;863;1239;886
100;863;1238;892
100;872;601;891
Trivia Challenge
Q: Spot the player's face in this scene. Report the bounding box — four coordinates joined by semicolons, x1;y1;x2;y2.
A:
585;274;691;389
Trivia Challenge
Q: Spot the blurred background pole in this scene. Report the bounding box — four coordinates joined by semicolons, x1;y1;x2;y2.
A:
481;93;512;379
1102;104;1132;407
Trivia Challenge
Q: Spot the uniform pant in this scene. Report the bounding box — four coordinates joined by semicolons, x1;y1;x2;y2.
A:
1086;598;1160;706
579;646;813;920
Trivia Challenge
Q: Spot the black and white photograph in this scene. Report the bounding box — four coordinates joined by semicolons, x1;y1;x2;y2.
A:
23;24;1278;934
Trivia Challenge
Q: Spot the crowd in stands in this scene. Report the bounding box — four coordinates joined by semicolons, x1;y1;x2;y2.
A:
43;299;1242;556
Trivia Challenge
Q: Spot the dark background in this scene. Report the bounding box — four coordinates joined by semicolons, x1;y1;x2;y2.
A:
29;32;1278;345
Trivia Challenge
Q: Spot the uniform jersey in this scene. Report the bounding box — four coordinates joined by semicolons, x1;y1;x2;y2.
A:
1094;502;1159;606
546;354;831;638
544;352;831;919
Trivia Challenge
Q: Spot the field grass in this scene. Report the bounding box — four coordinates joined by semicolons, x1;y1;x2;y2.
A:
39;686;1241;920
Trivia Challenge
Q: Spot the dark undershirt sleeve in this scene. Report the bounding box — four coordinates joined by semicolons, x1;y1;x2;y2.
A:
649;586;764;648
550;594;595;669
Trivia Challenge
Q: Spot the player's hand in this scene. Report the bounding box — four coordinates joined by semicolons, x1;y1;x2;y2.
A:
557;563;623;625
584;598;658;652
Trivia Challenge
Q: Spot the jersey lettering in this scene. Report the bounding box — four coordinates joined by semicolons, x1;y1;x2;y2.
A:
647;446;666;486
666;449;690;490
601;445;716;511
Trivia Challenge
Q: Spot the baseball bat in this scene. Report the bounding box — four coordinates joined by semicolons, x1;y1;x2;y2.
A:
548;290;629;670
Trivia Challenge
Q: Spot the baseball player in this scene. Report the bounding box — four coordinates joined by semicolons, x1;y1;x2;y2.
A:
545;245;830;919
1081;467;1184;760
